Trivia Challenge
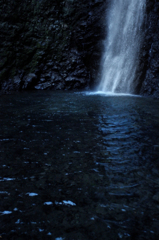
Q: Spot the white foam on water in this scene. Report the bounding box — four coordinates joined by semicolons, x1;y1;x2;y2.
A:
1;211;12;215
26;192;38;197
44;202;53;205
15;219;21;224
0;177;15;182
0;191;9;194
62;200;76;206
84;91;140;97
55;200;76;206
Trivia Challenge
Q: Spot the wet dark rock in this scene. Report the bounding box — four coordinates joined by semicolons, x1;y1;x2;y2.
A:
34;82;52;90
0;0;106;92
22;73;37;90
138;0;159;97
1;76;21;92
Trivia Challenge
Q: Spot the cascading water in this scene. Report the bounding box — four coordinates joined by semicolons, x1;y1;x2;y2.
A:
98;0;145;93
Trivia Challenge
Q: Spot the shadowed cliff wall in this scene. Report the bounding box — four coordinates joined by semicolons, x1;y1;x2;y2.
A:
0;0;106;92
139;0;159;98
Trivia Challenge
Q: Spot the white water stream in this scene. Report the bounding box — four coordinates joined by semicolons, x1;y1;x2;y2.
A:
98;0;145;93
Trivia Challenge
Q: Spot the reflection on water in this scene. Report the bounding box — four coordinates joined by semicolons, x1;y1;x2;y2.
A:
0;91;159;239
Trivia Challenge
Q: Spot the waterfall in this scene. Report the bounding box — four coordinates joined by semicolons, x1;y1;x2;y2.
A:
98;0;145;93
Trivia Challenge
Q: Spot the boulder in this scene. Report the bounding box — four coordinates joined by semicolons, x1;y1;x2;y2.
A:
22;73;37;90
1;76;21;91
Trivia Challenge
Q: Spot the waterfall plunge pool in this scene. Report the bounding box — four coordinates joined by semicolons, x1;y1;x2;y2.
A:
0;91;159;239
85;91;140;97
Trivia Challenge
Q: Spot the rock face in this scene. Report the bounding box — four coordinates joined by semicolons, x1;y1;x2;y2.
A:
0;0;159;97
139;0;159;98
0;0;106;92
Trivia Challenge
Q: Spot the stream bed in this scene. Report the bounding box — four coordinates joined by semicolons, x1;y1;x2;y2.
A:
0;91;159;239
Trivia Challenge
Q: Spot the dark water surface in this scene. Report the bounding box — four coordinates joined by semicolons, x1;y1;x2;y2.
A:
1;91;159;239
